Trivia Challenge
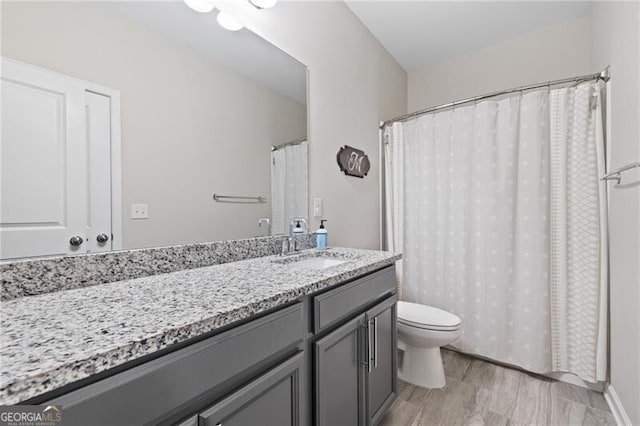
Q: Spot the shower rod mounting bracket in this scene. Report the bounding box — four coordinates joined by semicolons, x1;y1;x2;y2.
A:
601;162;640;185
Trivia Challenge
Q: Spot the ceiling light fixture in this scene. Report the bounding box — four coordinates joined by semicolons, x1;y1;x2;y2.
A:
216;11;244;31
249;0;277;9
183;0;215;13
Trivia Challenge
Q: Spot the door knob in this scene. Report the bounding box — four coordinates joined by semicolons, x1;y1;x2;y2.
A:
96;233;109;243
69;236;84;247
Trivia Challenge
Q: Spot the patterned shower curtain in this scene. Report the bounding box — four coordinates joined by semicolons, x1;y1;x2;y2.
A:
385;82;607;382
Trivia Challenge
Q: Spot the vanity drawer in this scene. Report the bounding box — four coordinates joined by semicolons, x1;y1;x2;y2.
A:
313;266;395;333
48;303;304;426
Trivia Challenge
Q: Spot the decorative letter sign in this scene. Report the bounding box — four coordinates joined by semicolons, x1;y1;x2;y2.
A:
337;145;370;178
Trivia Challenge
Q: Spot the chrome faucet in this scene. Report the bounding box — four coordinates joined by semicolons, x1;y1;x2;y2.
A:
281;236;295;256
289;218;308;236
280;218;308;256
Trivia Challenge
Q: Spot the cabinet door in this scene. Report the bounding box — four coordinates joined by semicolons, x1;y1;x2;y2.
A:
199;352;302;426
365;295;398;426
314;315;366;426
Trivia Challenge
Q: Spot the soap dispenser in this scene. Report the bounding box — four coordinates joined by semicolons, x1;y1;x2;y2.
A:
292;220;304;235
316;220;328;249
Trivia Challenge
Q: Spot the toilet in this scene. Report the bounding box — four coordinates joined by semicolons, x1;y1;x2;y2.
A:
397;301;462;389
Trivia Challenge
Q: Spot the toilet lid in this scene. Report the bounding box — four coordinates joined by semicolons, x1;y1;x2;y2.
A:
397;301;461;330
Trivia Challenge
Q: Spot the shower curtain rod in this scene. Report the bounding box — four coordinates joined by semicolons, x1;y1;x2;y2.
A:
380;66;611;128
271;137;307;152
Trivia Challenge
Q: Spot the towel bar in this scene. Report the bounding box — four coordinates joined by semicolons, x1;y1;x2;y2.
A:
213;194;266;203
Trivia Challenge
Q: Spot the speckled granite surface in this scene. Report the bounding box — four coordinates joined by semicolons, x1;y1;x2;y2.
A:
1;235;314;301
0;247;400;404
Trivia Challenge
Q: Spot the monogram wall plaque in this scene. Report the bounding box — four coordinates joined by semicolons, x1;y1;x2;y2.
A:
337;145;370;178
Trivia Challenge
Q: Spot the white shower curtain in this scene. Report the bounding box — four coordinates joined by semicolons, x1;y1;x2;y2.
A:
271;141;308;235
386;82;607;381
384;123;404;297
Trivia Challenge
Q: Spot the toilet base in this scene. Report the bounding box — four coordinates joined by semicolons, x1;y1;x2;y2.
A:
398;345;446;389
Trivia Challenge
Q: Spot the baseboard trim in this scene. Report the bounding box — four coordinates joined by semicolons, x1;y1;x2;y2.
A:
604;384;632;425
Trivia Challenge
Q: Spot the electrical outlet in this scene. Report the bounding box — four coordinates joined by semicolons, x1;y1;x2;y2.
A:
313;197;322;217
131;203;148;219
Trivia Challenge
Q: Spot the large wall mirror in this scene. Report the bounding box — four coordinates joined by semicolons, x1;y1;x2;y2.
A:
1;2;308;260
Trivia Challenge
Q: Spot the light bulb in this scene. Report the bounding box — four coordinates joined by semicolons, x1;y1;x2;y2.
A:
217;11;244;31
250;0;277;9
183;0;215;13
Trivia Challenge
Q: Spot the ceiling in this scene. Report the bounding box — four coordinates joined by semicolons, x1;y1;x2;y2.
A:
345;1;591;71
101;2;307;105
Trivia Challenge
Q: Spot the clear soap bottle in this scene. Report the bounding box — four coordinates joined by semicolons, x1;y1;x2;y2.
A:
315;220;328;249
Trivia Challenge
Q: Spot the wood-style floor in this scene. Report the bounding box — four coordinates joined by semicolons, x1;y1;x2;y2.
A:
380;349;616;426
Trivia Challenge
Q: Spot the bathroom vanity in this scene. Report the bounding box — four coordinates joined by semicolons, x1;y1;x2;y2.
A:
0;245;400;426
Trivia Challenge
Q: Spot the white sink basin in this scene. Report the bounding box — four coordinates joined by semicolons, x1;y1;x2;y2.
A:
287;257;347;270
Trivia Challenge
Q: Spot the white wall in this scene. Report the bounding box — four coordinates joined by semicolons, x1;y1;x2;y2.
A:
1;2;307;249
215;1;408;249
407;16;592;111
591;2;640;423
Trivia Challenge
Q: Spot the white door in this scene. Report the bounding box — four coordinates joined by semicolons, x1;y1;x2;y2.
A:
85;91;113;253
1;58;114;259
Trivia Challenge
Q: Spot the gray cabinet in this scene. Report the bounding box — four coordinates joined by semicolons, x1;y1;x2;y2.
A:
314;294;398;426
314;316;365;426
365;296;397;425
199;353;302;426
46;304;304;426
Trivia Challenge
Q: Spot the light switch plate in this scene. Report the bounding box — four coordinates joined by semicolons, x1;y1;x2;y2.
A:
313;197;322;217
131;203;148;219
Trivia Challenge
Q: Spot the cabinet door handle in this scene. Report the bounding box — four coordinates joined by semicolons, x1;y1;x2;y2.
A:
363;322;372;373
373;317;378;369
368;321;373;373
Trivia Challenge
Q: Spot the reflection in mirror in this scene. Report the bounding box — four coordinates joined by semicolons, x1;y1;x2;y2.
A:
270;138;308;236
0;1;307;260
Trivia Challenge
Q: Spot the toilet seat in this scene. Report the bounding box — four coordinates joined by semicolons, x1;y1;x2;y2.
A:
397;301;461;332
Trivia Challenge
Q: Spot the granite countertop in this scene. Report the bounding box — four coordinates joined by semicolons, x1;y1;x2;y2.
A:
0;247;400;404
